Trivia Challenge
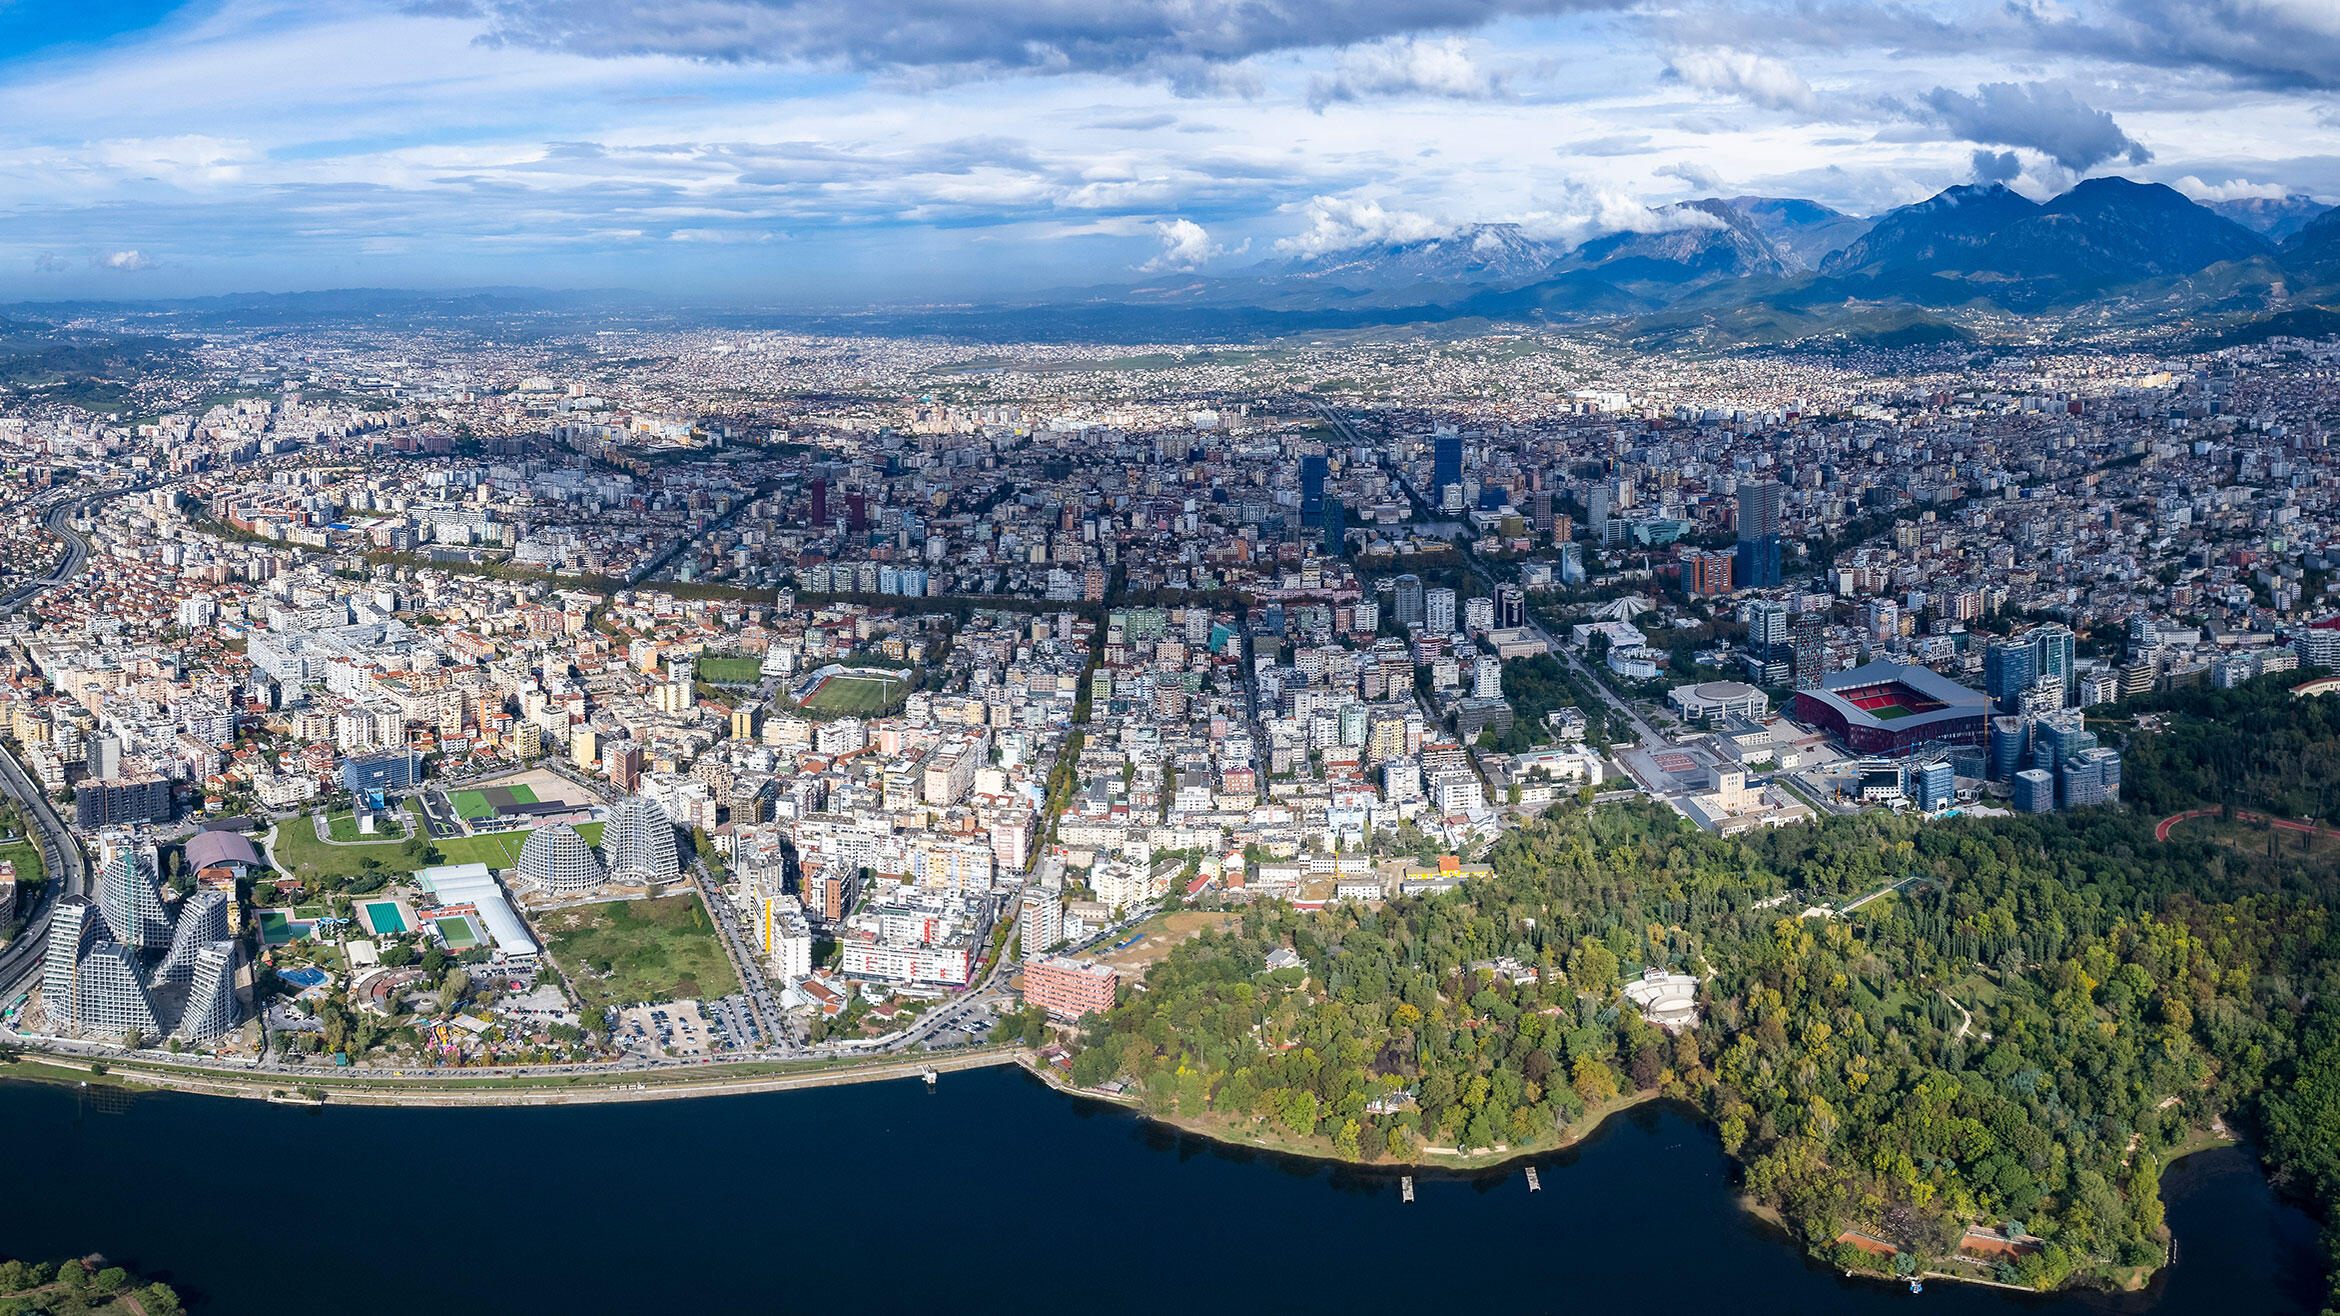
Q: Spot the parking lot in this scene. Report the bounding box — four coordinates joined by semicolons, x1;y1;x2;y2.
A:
415;790;463;840
703;994;763;1050
618;1001;715;1057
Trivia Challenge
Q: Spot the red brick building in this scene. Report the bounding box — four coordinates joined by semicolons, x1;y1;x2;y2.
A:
1023;955;1118;1021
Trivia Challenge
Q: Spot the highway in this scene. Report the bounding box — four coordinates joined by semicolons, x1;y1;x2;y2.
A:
0;492;114;1000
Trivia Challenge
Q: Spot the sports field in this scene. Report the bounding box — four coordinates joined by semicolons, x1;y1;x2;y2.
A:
696;655;763;684
436;916;481;949
433;830;530;870
1869;704;1917;721
451;783;539;821
802;673;904;716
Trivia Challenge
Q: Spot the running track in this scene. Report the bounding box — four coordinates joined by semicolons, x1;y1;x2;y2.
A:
2155;807;2325;842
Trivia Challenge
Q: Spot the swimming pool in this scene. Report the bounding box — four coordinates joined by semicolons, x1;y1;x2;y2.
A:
362;901;409;934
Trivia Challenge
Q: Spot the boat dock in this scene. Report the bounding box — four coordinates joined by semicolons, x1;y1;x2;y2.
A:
1401;1175;1415;1204
1525;1166;1540;1191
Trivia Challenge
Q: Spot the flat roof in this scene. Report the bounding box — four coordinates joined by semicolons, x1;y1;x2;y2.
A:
416;864;539;957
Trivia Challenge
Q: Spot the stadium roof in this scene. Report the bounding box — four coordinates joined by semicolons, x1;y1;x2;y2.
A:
185;830;261;870
1806;659;1985;733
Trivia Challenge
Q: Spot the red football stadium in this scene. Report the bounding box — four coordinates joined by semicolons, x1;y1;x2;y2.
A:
1794;659;1987;756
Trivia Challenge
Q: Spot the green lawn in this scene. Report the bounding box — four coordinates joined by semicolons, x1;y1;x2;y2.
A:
697;655;764;684
537;894;739;1008
327;811;405;841
803;673;905;716
275;812;604;885
432;820;603;871
434;831;528;869
0;837;46;901
270;815;419;885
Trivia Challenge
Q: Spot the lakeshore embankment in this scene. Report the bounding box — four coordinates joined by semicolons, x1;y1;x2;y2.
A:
0;1045;1024;1106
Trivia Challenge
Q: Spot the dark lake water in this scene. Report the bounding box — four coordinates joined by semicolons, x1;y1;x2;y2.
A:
0;1067;2320;1314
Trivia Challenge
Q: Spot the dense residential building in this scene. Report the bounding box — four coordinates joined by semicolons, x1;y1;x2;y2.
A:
601;796;682;885
519;823;607;895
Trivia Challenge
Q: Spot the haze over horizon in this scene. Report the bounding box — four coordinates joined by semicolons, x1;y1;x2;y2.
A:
2;0;2336;303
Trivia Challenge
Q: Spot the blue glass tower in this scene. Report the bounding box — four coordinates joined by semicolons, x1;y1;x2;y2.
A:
1300;453;1328;526
1433;434;1463;493
1735;480;1783;590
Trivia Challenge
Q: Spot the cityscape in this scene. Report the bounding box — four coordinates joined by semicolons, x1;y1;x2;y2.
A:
2;1;2340;1313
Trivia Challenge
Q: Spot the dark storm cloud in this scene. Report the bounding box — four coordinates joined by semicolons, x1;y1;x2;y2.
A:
1920;82;2151;172
1661;0;2340;95
2061;0;2340;93
440;0;1627;84
1969;148;2021;183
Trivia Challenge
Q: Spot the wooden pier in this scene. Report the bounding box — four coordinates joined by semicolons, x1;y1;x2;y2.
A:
1525;1166;1540;1192
1401;1175;1415;1204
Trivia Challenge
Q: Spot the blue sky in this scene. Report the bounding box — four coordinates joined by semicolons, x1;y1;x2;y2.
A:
0;0;2335;302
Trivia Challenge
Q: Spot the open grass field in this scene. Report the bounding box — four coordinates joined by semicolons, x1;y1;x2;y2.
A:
429;819;603;871
697;655;763;684
538;893;738;1008
326;810;405;841
275;812;603;883
1089;911;1237;972
803;673;905;716
1869;704;1917;721
270;815;414;885
433;830;529;870
0;837;45;894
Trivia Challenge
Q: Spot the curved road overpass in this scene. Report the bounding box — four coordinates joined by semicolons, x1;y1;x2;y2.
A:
0;490;128;995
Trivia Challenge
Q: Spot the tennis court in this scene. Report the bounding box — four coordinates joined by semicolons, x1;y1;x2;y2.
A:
361;901;409;935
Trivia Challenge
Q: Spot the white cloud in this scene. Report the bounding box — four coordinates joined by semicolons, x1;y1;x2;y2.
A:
1511;178;1720;248
2168;174;2292;202
98;250;155;271
93;135;257;187
1137;217;1238;271
667;227;783;242
1655;160;1726;192
1667;48;1814;112
1308;36;1505;111
1274;196;1452;257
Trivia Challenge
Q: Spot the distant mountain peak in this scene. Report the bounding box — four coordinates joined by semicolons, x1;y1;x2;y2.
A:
1269;222;1560;288
1820;173;2268;298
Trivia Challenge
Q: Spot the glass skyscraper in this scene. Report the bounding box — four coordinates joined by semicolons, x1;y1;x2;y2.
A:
1433;434;1463;493
1299;454;1328;526
1735;480;1783;589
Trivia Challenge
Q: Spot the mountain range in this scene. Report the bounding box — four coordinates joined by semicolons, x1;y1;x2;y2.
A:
1053;176;2340;347
10;177;2338;351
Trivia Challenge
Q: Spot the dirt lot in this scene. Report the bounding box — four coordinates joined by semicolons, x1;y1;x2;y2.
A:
1092;911;1238;974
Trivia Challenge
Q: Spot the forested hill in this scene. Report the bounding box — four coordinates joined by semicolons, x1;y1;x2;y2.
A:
2112;670;2340;825
1060;712;2340;1296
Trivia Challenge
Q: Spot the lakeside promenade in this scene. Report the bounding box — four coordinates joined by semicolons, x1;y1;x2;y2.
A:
0;1043;1025;1107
